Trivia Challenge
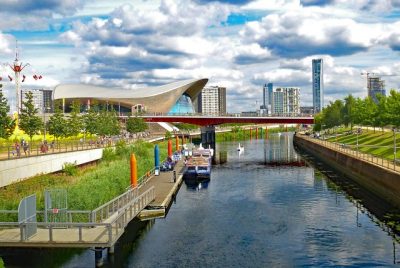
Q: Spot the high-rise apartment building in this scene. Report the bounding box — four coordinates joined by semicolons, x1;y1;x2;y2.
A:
197;86;226;115
271;87;300;116
312;59;323;113
21;89;53;113
368;76;386;103
261;83;273;114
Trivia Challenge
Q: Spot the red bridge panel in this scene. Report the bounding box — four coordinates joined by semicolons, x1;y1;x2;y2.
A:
139;116;314;126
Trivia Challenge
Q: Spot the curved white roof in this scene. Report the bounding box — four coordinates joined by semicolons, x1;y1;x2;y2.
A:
53;78;208;113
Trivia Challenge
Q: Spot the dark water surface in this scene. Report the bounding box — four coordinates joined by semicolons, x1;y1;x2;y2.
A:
2;133;399;267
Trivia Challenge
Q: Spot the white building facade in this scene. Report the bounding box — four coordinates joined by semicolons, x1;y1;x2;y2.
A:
271;87;300;116
197;86;226;115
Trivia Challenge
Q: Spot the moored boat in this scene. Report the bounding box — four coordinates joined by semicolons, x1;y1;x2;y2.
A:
183;146;212;181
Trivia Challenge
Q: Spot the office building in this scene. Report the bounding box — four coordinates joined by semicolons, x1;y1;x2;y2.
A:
368;76;386;103
197;86;226;115
271;87;300;116
312;59;323;113
21;89;53;113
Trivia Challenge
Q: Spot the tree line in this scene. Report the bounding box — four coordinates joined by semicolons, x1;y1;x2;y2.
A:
0;89;148;142
314;89;400;131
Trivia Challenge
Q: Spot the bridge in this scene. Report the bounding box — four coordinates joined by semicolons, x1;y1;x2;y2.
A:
134;114;314;153
137;114;314;126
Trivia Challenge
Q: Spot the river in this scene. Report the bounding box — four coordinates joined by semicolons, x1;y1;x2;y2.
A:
2;133;399;267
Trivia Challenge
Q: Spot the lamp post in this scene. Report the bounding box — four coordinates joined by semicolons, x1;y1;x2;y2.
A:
43;106;50;141
356;128;359;157
394;128;397;166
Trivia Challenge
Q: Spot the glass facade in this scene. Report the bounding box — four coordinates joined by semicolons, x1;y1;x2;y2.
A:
312;59;323;114
168;93;195;114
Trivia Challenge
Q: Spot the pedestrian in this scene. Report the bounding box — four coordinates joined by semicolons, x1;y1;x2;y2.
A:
23;141;29;156
15;142;20;157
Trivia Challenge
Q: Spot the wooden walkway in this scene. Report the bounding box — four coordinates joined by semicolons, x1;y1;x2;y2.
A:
0;159;185;248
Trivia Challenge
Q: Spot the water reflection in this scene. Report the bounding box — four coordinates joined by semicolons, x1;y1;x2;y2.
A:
184;179;210;191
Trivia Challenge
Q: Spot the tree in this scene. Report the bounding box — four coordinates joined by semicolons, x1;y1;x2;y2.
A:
48;107;67;142
387;89;400;127
19;91;43;142
66;101;82;138
82;104;99;137
342;94;355;129
126;116;148;134
0;88;16;139
96;108;120;136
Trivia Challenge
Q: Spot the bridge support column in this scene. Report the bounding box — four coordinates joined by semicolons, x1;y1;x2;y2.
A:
201;125;216;153
95;248;104;267
108;245;115;255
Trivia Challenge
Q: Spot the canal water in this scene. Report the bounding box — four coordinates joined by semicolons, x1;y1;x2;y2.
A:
2;133;400;267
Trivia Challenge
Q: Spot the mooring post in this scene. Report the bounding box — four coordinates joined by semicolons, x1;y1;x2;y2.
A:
167;139;172;157
130;154;137;187
173;170;176;183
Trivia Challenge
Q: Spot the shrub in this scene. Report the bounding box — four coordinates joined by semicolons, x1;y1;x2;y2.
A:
62;162;78;176
102;147;116;162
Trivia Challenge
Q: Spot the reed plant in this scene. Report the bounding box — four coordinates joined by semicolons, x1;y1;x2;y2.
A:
0;140;168;222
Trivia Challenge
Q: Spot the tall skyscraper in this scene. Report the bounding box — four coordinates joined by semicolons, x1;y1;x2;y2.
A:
368;76;386;103
267;83;273;106
261;83;273;114
312;59;323;113
271;87;300;116
197;86;227;115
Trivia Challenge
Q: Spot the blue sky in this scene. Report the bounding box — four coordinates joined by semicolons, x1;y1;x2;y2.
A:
1;0;400;112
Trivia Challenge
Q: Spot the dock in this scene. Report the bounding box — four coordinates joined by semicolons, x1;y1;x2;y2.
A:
0;159;185;249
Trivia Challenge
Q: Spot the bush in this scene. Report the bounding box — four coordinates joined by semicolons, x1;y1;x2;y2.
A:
115;140;129;157
62;162;78;176
102;147;116;162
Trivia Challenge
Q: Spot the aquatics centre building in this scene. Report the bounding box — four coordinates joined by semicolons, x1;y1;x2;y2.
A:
53;78;208;114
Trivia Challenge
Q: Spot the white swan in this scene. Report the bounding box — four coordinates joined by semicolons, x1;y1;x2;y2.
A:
237;143;244;152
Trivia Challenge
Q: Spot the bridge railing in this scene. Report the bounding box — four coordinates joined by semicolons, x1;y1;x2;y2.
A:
0;187;155;245
300;134;400;172
119;112;314;118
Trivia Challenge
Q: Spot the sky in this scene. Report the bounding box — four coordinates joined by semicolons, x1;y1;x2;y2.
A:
1;0;400;113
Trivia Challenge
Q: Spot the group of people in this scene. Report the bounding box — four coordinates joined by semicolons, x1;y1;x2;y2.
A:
12;139;29;157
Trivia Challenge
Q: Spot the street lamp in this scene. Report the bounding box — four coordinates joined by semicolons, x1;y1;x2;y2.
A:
393;128;397;166
43;106;50;141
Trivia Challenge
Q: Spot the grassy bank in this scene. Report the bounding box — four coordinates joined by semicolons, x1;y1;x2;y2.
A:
216;126;296;142
0;140;168;221
325;128;400;160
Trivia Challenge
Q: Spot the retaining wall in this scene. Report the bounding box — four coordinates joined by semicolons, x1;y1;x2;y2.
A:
0;149;103;188
294;134;400;208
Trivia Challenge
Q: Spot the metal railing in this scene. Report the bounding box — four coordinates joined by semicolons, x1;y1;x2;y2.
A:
0;187;155;244
120;112;314;118
0;135;155;160
300;134;400;172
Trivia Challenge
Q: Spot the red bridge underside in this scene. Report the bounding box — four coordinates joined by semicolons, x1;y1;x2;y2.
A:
141;116;314;126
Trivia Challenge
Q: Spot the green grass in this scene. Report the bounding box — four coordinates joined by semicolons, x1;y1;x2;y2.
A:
216;126;296;142
0;140;168;221
327;129;400;160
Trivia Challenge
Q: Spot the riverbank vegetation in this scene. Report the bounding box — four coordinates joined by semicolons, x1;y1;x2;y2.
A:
0;140;167;221
314;90;400;131
216;125;296;142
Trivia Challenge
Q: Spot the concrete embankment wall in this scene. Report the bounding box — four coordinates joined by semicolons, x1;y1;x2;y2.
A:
0;149;103;188
294;134;400;208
